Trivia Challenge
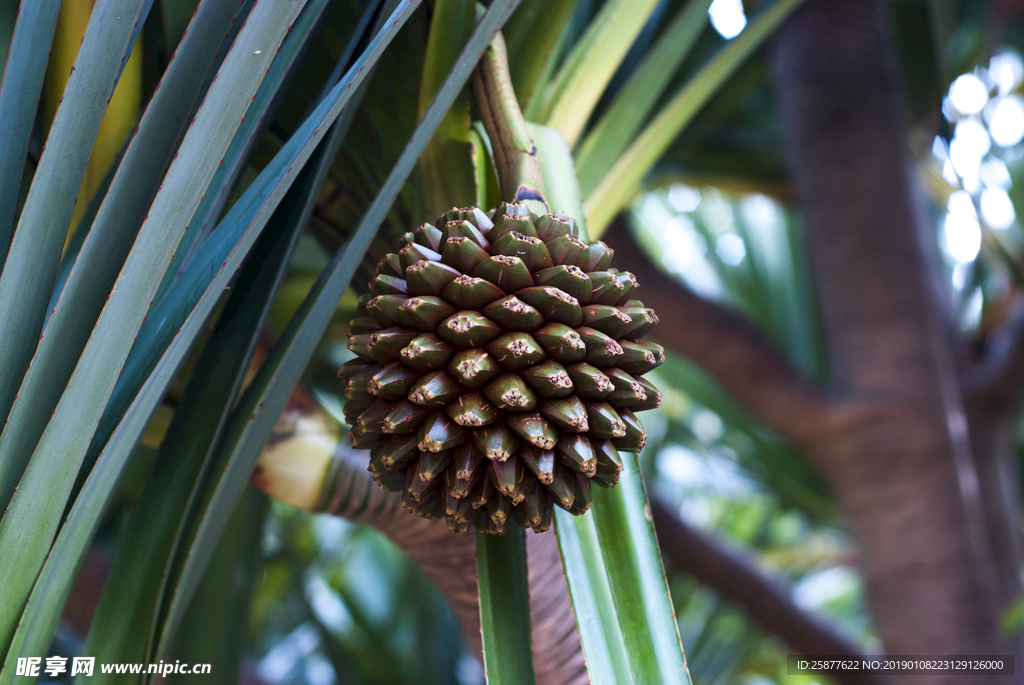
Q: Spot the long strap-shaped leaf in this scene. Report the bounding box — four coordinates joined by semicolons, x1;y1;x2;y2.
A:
574;0;713;195
0;1;61;275
92;175;313;682
584;0;808;236
44;141;126;329
590;452;691;684
534;118;690;684
38;0;315;485
81;14;363;675
554;508;632;685
0;0;145;429
500;0;576;109
120;0;155;83
0;0;305;657
85;0;381;466
477;528;536;684
153;0;521;658
529;0;660;146
169;488;268;685
0;0;243;517
81;213;296;680
528;123;586;233
156;0;331;304
418;0;477;217
1;1;419;676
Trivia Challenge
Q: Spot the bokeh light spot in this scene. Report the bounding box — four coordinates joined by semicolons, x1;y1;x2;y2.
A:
708;0;747;39
668;183;701;213
988;95;1024;147
990;52;1024;94
981;188;1015;228
716;233;746;266
944;211;982;263
949;73;989;115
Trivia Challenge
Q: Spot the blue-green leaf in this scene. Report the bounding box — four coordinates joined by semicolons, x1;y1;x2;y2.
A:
154;0;332;305
584;0;809;236
553;509;632;685
0;1;61;275
590;452;691;684
152;0;521;659
575;0;713;195
91;0;341;457
0;2;420;677
0;0;146;432
477;528;536;684
83;37;367;677
0;0;305;658
0;0;242;519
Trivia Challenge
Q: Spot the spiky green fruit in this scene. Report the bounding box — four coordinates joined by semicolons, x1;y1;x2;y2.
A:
339;204;661;533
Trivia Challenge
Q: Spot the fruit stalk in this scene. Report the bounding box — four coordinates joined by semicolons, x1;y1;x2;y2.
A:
472;31;548;212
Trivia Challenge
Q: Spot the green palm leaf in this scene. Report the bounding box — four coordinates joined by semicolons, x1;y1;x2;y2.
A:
585;0;808;236
0;0;241;517
0;0;147;429
532;107;690;685
0;0;305;657
591;453;691;684
0;3;423;676
0;2;61;273
153;0;520;658
554;508;632;685
530;0;661;146
478;528;536;684
575;0;713;195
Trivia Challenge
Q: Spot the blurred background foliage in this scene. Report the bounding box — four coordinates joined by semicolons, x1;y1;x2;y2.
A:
11;0;1024;682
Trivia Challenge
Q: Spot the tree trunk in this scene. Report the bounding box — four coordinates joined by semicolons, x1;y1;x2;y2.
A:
771;0;1010;679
